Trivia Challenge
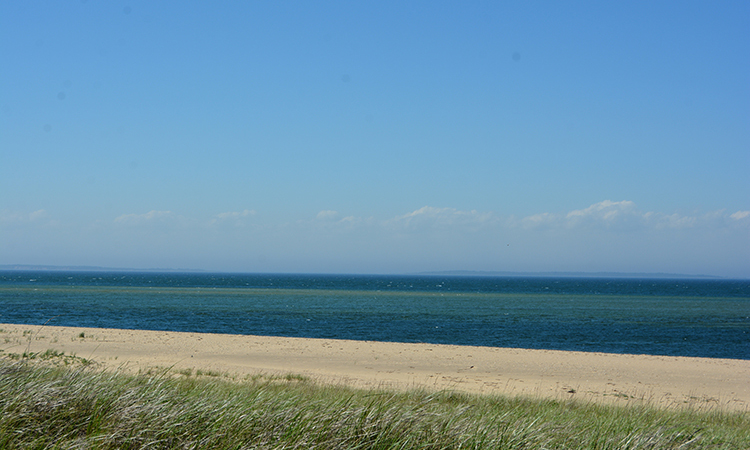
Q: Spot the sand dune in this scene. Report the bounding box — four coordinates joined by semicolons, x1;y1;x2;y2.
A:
1;323;747;411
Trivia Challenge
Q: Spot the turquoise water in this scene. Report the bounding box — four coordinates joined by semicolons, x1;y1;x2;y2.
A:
1;271;748;359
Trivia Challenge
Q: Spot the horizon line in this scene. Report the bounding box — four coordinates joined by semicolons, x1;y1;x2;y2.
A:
0;264;733;280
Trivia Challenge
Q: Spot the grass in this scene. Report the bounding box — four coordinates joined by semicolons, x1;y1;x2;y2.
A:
3;348;93;366
0;355;748;449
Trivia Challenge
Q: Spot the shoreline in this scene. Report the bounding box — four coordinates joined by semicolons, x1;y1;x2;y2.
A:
1;323;748;412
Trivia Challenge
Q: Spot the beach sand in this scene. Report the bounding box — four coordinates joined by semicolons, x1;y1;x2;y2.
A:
1;323;747;412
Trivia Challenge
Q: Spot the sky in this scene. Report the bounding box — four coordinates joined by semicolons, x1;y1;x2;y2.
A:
1;1;748;278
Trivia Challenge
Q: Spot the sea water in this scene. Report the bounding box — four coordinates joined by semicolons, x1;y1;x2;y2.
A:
1;271;748;360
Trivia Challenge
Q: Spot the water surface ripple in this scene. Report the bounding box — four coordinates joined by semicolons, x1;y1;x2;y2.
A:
1;272;748;360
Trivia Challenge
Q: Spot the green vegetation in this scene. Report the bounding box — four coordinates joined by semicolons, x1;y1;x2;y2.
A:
0;356;747;449
2;349;93;366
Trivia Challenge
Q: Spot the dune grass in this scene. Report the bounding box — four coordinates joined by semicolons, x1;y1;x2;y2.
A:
0;355;747;449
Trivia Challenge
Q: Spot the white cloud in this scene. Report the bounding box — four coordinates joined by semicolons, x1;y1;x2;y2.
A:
650;209;748;230
114;210;175;225
317;202;747;236
4;201;744;277
295;206;494;235
407;206;490;223
566;200;636;222
28;210;48;221
0;209;57;228
653;213;697;229
1;209;47;224
560;200;643;231
305;211;374;231
517;201;640;230
388;206;494;232
207;210;257;228
519;212;559;229
515;201;750;232
212;209;256;223
316;210;339;220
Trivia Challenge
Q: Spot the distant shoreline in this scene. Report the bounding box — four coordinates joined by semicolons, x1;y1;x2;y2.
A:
0;264;206;273
0;265;725;279
416;270;723;279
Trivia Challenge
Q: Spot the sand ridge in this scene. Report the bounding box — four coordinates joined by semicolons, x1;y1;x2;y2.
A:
1;323;747;411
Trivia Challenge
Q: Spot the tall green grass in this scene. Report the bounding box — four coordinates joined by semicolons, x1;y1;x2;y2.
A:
0;355;747;449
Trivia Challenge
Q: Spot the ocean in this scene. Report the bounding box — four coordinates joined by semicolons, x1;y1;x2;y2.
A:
1;271;748;360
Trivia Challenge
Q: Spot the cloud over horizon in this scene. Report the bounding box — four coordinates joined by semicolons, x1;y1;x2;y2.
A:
0;209;48;225
5;201;749;235
387;206;495;232
516;201;750;232
209;210;257;227
2;201;748;277
114;210;176;225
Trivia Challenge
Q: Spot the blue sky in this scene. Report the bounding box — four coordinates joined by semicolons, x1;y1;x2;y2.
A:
1;1;748;277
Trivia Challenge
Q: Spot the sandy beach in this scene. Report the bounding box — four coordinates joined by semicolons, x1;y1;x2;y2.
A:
1;323;748;412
